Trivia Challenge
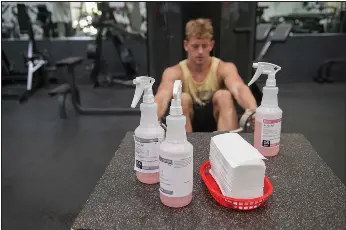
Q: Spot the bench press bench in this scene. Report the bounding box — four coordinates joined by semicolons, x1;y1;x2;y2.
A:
48;56;140;119
48;57;83;118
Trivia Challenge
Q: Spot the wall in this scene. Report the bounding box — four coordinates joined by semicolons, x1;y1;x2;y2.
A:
255;34;346;83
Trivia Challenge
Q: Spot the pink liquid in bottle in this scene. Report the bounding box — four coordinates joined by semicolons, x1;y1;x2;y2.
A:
136;172;159;184
254;108;282;157
158;131;193;208
160;192;192;208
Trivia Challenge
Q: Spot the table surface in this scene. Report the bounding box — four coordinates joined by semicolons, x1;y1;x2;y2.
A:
72;133;346;230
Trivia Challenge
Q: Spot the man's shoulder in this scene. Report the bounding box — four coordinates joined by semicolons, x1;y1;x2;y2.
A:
163;64;183;79
216;59;236;68
216;60;237;74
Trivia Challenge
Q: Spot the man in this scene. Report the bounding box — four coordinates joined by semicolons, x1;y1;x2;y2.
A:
154;18;257;132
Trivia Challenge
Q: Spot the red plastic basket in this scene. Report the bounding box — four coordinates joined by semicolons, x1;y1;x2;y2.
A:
200;160;273;210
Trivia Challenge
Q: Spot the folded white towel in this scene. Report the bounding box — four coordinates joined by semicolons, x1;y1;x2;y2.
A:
209;133;266;199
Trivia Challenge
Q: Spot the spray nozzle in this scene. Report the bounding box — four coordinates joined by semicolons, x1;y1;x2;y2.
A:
131;76;155;108
248;62;281;87
170;80;183;115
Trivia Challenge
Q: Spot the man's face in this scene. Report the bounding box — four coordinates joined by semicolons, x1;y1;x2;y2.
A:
184;37;214;65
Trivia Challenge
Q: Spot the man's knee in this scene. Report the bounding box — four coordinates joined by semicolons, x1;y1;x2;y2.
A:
213;90;234;107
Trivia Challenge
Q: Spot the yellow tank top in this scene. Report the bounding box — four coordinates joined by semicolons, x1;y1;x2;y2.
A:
179;57;222;105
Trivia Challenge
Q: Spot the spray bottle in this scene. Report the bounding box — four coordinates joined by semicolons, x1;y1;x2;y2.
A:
159;80;193;208
131;76;165;184
248;62;282;157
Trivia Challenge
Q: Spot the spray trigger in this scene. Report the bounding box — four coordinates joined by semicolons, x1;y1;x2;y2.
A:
248;62;281;87
131;76;155;108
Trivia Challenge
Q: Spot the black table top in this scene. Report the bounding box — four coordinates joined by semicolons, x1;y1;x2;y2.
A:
72;133;345;230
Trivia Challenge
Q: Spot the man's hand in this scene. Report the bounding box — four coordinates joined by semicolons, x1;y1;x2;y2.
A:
249;111;256;128
251;114;255;128
243;108;256;130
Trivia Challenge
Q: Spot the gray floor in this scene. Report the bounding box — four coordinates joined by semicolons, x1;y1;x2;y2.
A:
2;82;345;230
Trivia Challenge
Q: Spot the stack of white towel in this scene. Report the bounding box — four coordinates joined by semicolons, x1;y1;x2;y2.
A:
209;133;266;199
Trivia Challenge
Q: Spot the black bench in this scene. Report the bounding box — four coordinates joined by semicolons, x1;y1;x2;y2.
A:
256;24;273;42
48;56;83;118
256;23;292;61
55;56;84;67
48;56;140;119
48;83;70;97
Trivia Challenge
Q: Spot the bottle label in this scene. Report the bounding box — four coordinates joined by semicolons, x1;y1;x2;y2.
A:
159;155;193;197
261;118;282;147
134;136;163;173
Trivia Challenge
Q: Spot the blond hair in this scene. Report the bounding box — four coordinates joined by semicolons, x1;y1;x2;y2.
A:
185;18;213;40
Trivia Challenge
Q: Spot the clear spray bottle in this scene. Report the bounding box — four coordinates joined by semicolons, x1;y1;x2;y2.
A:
248;62;282;157
159;80;194;208
131;76;165;184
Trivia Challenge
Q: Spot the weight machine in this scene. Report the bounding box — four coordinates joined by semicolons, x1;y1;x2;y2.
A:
87;2;139;88
2;4;47;103
35;4;56;38
268;2;340;34
256;23;293;62
48;2;143;119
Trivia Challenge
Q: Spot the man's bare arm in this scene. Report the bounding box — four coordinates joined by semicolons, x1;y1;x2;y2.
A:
154;67;182;120
218;62;257;111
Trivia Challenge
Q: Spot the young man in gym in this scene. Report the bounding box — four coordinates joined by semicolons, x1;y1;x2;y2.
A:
154;18;257;132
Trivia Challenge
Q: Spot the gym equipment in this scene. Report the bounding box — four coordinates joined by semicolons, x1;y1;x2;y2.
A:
314;59;346;83
270;11;335;34
256;5;269;23
35;4;57;38
314;3;346;83
256;23;293;61
1;49;26;79
329;2;346;33
87;2;139;88
10;4;45;39
2;4;48;103
256;24;273;42
48;57;140;119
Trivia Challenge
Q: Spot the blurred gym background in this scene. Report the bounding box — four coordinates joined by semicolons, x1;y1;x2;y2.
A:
2;2;345;230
